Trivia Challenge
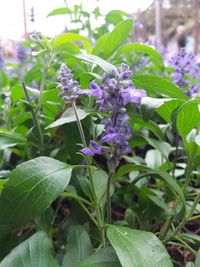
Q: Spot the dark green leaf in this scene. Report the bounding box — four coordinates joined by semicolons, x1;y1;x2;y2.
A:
0;157;72;227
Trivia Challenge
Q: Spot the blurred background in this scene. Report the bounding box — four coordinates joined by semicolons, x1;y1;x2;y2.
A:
1;0;200;64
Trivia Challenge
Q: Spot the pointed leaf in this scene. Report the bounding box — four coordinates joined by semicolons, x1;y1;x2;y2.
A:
0;157;73;227
107;226;173;267
0;232;59;267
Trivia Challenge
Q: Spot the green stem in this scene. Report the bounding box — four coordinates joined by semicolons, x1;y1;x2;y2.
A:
22;82;44;150
72;100;104;244
38;55;47;110
175;236;196;255
106;172;114;224
159;216;173;241
165;193;200;242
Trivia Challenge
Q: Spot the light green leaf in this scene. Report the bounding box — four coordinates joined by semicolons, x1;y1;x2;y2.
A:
0;157;73;227
117;43;163;67
106;10;128;25
71;54;116;74
143;137;171;159
47;107;89;129
0;232;59;267
93;19;133;59
53;33;91;52
78;247;121;267
107;226;173;267
133;75;188;100
47;7;70;17
62;225;92;267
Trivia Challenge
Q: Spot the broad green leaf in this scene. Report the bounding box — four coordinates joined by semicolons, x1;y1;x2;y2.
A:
156;99;185;123
117;43;163;67
78;247;121;267
47;7;70;17
106;10;128;25
143;137;171;159
47;106;89;128
133;75;188;100
176;100;200;155
107;226;173;267
53;33;91;52
0;136;18;150
62;225;92;267
129;113;164;140
71;53;116;75
0;157;72;227
0;232;59;267
93;19;133;59
145;149;163;169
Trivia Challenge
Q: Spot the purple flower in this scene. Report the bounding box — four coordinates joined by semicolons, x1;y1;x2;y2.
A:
80;141;102;156
80;63;146;169
57;64;80;101
122;88;146;104
17;42;31;63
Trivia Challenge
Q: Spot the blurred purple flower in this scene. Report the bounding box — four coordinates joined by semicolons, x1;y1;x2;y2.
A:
80;141;102;156
169;48;200;96
17;43;31;63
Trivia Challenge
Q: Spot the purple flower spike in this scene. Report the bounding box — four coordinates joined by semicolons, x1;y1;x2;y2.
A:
57;64;80;101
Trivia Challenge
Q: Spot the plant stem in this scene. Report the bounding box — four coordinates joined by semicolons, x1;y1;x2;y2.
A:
72;100;105;245
175;236;196;255
106;171;114;224
159;216;173;241
38;55;47;110
165;193;200;242
172;133;179;178
72;100;87;147
22;82;44;150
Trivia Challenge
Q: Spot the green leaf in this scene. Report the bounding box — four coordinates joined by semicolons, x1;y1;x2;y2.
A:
0;232;59;267
186;263;195;267
195;249;200;267
117;43;163;67
0;71;9;88
0;157;72;227
46;106;89;128
106;10;128;25
78;247;121;267
179;233;200;244
71;54;116;75
62;225;92;267
114;164;185;205
53;33;91;52
156;99;185;123
47;7;70;17
143;137;171;159
129;113;164;140
107;226;173;267
93;19;133;59
133;75;188;100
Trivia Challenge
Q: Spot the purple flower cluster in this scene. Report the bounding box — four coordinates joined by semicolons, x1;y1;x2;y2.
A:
80;63;146;167
57;64;80;101
17;43;31;63
169;48;200;96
